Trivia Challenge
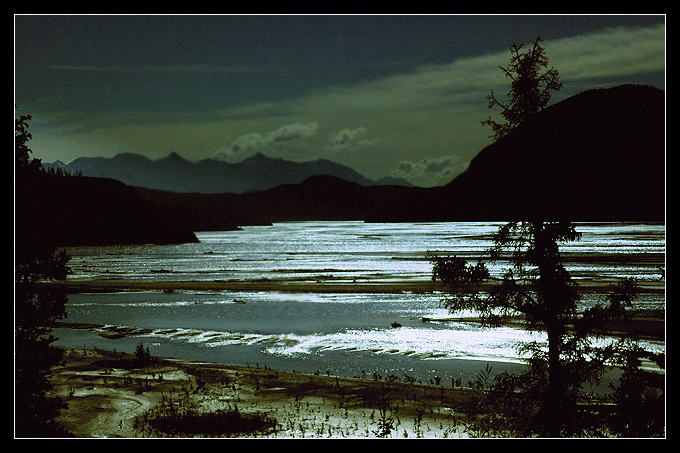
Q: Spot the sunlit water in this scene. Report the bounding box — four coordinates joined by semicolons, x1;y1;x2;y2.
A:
54;222;665;385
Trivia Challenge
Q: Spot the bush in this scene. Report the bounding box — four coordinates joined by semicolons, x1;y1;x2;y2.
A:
134;343;152;365
134;393;277;437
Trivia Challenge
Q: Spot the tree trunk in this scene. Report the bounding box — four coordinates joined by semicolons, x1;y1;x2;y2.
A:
546;322;563;437
533;221;563;437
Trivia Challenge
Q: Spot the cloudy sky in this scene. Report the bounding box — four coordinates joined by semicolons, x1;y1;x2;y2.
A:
14;14;665;187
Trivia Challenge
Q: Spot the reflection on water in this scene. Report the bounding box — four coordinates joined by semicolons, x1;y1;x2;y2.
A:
57;221;665;382
65;221;665;284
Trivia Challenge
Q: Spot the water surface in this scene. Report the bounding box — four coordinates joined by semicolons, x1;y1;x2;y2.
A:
55;221;665;384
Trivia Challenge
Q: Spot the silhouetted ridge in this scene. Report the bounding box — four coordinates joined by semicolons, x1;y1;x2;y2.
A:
298;174;364;190
23;176;199;246
135;84;664;228
442;84;665;220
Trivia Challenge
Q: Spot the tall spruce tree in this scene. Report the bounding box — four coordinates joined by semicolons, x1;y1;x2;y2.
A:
432;221;584;436
481;37;562;141
432;39;664;437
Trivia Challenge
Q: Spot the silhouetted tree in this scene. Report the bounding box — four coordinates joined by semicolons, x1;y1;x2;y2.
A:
609;342;665;437
432;38;663;437
482;37;562;141
432;223;664;437
134;342;152;365
432;221;581;436
15;113;72;437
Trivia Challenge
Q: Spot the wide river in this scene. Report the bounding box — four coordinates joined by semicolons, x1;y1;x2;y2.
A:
54;221;665;386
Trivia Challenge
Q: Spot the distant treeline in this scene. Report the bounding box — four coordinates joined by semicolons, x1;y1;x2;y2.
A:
41;165;82;178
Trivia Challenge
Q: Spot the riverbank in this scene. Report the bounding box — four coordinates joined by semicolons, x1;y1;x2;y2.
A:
41;273;664;438
48;347;475;438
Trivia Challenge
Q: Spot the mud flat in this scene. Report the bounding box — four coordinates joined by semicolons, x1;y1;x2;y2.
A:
48;347;477;438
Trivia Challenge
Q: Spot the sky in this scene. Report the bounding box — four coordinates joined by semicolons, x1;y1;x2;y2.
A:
14;14;665;187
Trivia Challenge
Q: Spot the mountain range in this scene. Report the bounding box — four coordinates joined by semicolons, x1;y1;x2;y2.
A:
137;84;665;232
24;84;665;245
44;151;412;194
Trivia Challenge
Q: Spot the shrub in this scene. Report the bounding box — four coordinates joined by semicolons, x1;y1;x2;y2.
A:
134;393;277;437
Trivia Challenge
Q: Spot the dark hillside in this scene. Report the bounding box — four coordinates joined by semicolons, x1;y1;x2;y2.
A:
136;175;424;228
441;84;665;220
135;84;665;228
20;176;198;246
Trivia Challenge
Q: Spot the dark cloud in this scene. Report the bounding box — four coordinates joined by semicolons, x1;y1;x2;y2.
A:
15;16;665;182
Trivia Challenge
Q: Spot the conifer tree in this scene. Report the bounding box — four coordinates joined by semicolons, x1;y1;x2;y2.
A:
433;39;664;437
15;113;71;437
481;37;562;141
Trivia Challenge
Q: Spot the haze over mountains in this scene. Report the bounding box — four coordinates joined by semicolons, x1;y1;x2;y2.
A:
45;151;413;194
28;84;665;245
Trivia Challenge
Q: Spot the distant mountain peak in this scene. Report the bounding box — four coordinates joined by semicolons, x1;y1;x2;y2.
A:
243;152;278;163
160;151;189;163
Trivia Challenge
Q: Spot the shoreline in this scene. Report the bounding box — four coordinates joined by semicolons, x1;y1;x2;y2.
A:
42;278;446;294
45;339;660;438
40;274;664;437
48;346;479;438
